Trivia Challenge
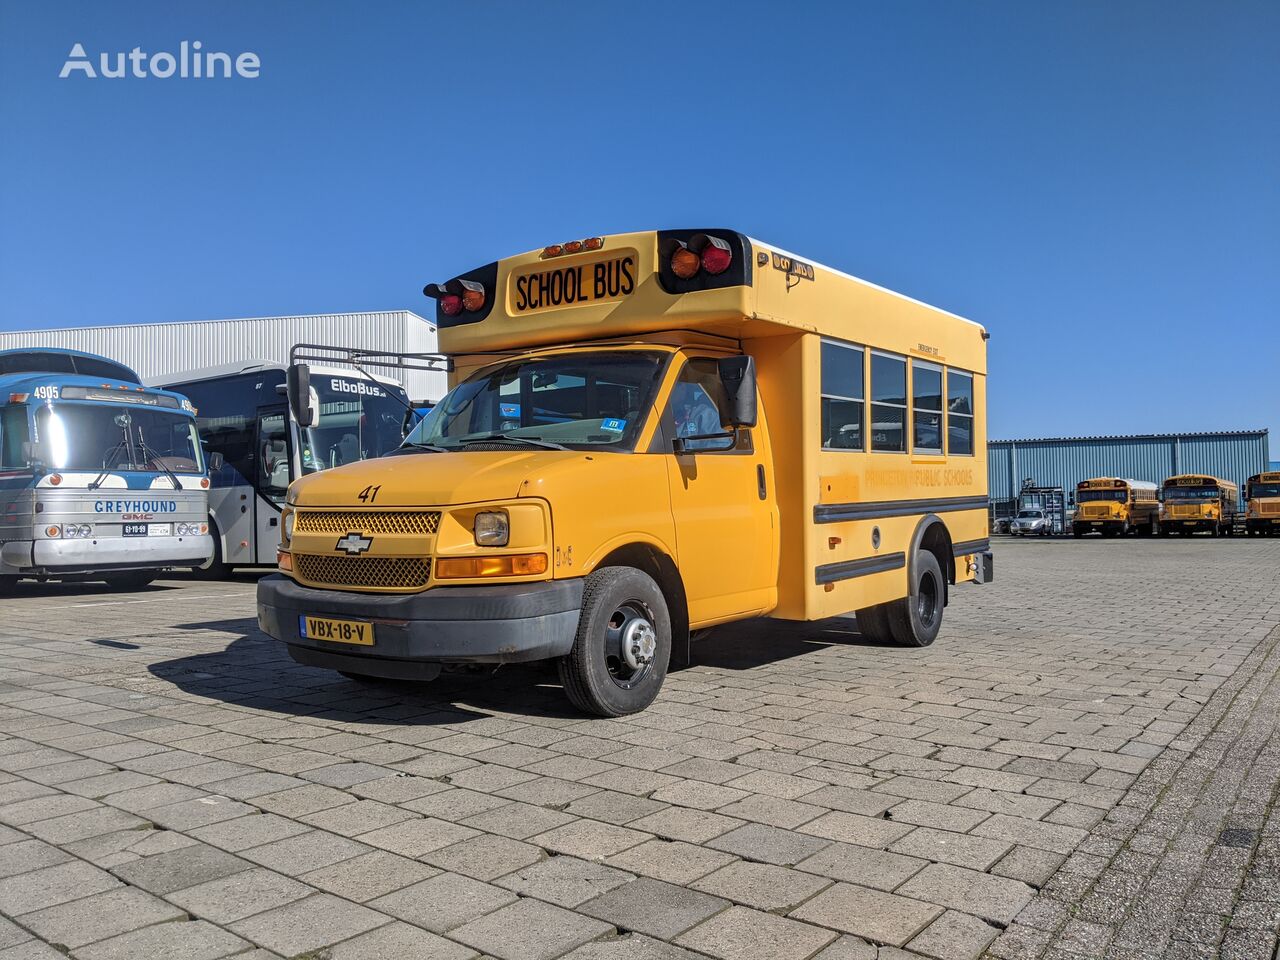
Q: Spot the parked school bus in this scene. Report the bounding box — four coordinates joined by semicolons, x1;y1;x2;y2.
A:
257;229;993;715
1244;471;1280;536
1160;475;1239;536
1072;478;1160;537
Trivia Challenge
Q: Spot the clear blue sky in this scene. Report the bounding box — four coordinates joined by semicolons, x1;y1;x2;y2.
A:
2;1;1276;443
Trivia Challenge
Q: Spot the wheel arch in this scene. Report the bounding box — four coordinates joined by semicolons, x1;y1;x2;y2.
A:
909;514;955;605
594;541;691;667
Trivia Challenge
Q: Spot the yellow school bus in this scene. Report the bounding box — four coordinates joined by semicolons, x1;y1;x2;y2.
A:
1159;474;1239;536
1244;471;1280;536
257;229;992;715
1072;478;1160;538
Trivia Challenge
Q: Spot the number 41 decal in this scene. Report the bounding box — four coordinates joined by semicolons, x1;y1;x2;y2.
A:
357;485;381;503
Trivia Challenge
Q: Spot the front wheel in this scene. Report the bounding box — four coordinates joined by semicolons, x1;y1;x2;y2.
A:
194;524;232;579
558;566;671;717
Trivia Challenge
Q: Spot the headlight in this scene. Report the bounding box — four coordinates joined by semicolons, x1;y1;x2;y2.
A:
283;511;296;543
474;511;510;546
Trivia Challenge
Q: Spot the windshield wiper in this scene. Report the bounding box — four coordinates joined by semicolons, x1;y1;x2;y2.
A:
89;440;129;490
461;434;569;451
387;441;448;456
135;429;184;490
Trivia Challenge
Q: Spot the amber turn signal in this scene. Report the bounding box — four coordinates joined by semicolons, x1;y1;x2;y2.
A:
435;553;549;579
670;243;700;279
277;550;293;572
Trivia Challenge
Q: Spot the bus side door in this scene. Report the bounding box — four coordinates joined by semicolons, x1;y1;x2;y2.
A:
254;406;292;564
660;357;777;625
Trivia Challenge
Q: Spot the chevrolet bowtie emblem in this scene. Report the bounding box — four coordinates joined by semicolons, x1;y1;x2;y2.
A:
335;532;373;555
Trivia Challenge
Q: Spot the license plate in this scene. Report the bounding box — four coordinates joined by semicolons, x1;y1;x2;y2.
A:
510;251;637;314
148;523;172;537
299;615;373;646
122;523;148;536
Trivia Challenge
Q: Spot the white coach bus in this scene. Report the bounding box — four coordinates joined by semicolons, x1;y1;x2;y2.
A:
154;346;440;575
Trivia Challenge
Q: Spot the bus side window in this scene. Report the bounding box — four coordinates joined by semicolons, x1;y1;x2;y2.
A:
870;351;907;452
663;359;748;453
947;370;974;456
0;406;29;468
821;339;864;450
912;360;943;454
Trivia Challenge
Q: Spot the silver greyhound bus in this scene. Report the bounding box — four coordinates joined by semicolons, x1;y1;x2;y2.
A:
0;349;213;591
154;346;432;575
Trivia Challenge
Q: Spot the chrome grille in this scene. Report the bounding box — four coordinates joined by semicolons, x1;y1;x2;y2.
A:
295;510;441;535
295;554;432;590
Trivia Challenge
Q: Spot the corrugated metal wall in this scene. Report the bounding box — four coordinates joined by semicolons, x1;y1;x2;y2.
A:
989;431;1270;507
0;312;448;402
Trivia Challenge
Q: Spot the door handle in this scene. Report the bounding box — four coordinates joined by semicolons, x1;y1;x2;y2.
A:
757;464;767;500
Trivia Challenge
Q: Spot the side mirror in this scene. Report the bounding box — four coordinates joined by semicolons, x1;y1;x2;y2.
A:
287;363;314;428
207;451;225;473
22;440;45;470
717;355;757;429
401;408;417;439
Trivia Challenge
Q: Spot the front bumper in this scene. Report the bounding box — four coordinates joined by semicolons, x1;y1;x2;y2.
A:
3;535;213;575
256;574;585;678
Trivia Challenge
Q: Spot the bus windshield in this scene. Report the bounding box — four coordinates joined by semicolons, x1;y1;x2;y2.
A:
1164;486;1220;501
301;377;410;473
1077;489;1127;502
33;404;203;473
1249;482;1280;498
405;351;668;452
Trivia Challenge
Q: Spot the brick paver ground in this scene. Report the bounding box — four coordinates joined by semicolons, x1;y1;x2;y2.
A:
0;537;1277;960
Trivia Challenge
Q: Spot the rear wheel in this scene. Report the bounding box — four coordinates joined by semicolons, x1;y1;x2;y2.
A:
885;551;945;648
104;571;157;590
558;566;671;717
855;602;894;644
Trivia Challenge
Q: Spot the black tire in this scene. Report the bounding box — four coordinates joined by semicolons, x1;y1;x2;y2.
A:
855;602;895;644
1159;524;1169;537
194;524;233;579
885;550;945;648
104;571;157;590
558;566;671;717
0;575;18;596
1120;521;1131;537
1072;525;1083;538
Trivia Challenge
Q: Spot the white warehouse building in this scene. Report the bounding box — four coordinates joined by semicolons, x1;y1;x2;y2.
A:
0;310;447;403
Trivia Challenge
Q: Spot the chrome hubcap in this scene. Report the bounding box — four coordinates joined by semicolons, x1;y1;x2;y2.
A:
604;601;657;690
622;618;657;670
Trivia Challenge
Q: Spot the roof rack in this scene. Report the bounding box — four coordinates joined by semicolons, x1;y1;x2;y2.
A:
288;343;452;374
